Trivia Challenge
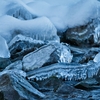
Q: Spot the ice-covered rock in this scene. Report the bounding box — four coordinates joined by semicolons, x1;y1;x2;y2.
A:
4;60;22;70
9;34;45;60
75;78;100;90
8;34;44;48
27;62;100;81
93;52;100;62
55;43;73;63
70;46;100;63
78;49;99;64
0;58;11;69
94;25;100;43
0;0;37;19
0;70;45;100
22;44;56;71
61;18;100;47
46;43;73;64
63;21;95;47
0;36;10;58
0;15;59;43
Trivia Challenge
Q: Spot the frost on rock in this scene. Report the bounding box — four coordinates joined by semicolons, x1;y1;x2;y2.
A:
0;70;45;100
0;15;59;43
9;34;45;60
4;60;22;71
93;52;100;62
0;0;37;20
27;62;100;81
0;36;10;58
22;44;56;71
6;5;37;20
8;34;44;48
94;25;100;43
47;43;73;63
56;43;73;63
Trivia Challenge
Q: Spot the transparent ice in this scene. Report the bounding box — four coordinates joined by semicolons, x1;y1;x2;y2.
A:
0;35;10;58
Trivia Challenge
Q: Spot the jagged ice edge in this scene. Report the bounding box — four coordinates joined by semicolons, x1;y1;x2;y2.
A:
27;62;100;81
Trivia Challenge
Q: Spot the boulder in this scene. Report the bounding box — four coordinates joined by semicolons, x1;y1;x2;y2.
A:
0;58;11;69
4;60;22;70
22;44;56;71
0;70;45;100
46;43;73;64
56;82;75;94
9;34;45;60
27;62;100;81
75;78;100;90
63;21;96;47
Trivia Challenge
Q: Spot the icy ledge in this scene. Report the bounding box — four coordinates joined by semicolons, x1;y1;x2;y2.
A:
27;62;100;81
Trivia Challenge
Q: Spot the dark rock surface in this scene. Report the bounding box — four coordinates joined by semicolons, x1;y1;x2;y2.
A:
0;70;45;100
9;34;45;60
64;22;94;47
32;78;100;100
75;78;100;90
61;20;100;47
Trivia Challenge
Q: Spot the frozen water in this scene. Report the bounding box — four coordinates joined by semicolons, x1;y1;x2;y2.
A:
8;34;44;48
94;25;100;43
0;36;10;58
0;0;37;19
27;62;100;81
53;43;73;63
58;44;73;63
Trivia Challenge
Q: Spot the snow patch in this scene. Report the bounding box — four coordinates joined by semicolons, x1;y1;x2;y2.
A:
27;0;100;32
0;15;59;43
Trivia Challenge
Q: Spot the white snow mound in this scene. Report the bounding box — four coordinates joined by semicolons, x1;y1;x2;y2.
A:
0;15;59;43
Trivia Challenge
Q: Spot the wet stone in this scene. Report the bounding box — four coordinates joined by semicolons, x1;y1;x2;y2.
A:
9;35;45;60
